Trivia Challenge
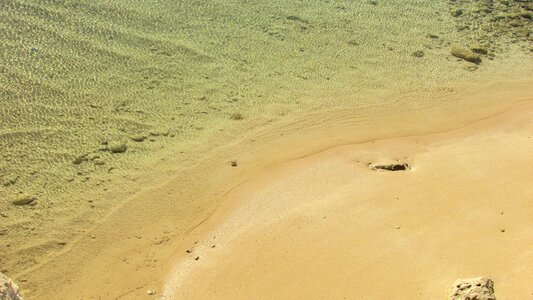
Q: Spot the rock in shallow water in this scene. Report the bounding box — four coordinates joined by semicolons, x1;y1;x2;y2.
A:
11;195;35;206
107;141;127;153
448;277;496;300
0;272;23;300
451;47;482;64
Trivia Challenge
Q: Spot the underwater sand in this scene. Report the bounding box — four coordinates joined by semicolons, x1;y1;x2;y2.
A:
0;0;532;299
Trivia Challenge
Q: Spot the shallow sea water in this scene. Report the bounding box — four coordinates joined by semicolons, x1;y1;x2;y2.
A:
0;0;531;294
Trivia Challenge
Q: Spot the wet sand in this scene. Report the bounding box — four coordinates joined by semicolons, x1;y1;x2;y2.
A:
161;84;533;299
1;1;532;298
16;78;532;299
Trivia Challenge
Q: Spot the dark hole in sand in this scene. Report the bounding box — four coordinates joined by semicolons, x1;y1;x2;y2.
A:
370;163;410;171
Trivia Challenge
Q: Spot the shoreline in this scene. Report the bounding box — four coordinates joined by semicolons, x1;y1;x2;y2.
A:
2;1;532;298
17;77;533;299
162;93;533;299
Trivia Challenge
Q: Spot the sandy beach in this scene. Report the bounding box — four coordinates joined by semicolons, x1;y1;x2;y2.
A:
1;0;532;299
10;77;530;299
162;91;533;299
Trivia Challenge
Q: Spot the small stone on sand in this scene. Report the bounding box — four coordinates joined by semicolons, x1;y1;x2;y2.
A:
448;277;495;300
230;161;238;167
147;290;156;296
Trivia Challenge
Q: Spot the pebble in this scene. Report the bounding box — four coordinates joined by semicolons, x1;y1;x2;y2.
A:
230;161;238;167
147;290;156;296
451;47;482;64
12;195;36;206
395;226;401;230
452;9;463;17
94;159;105;166
107;141;127;153
131;135;146;142
230;113;244;120
412;50;425;58
73;154;88;165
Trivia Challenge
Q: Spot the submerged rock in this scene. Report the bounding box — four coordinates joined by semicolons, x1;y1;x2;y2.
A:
72;154;87;165
107;141;127;153
230;113;244;120
0;272;23;300
412;50;425;57
11;195;35;206
131;135;147;142
448;277;495;300
451;47;482;64
470;44;489;55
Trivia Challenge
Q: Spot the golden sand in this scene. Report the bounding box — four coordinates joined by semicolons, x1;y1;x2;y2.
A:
14;78;531;299
162;90;533;299
1;1;532;299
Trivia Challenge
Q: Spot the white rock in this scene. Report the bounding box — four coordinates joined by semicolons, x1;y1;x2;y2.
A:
448;277;495;300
